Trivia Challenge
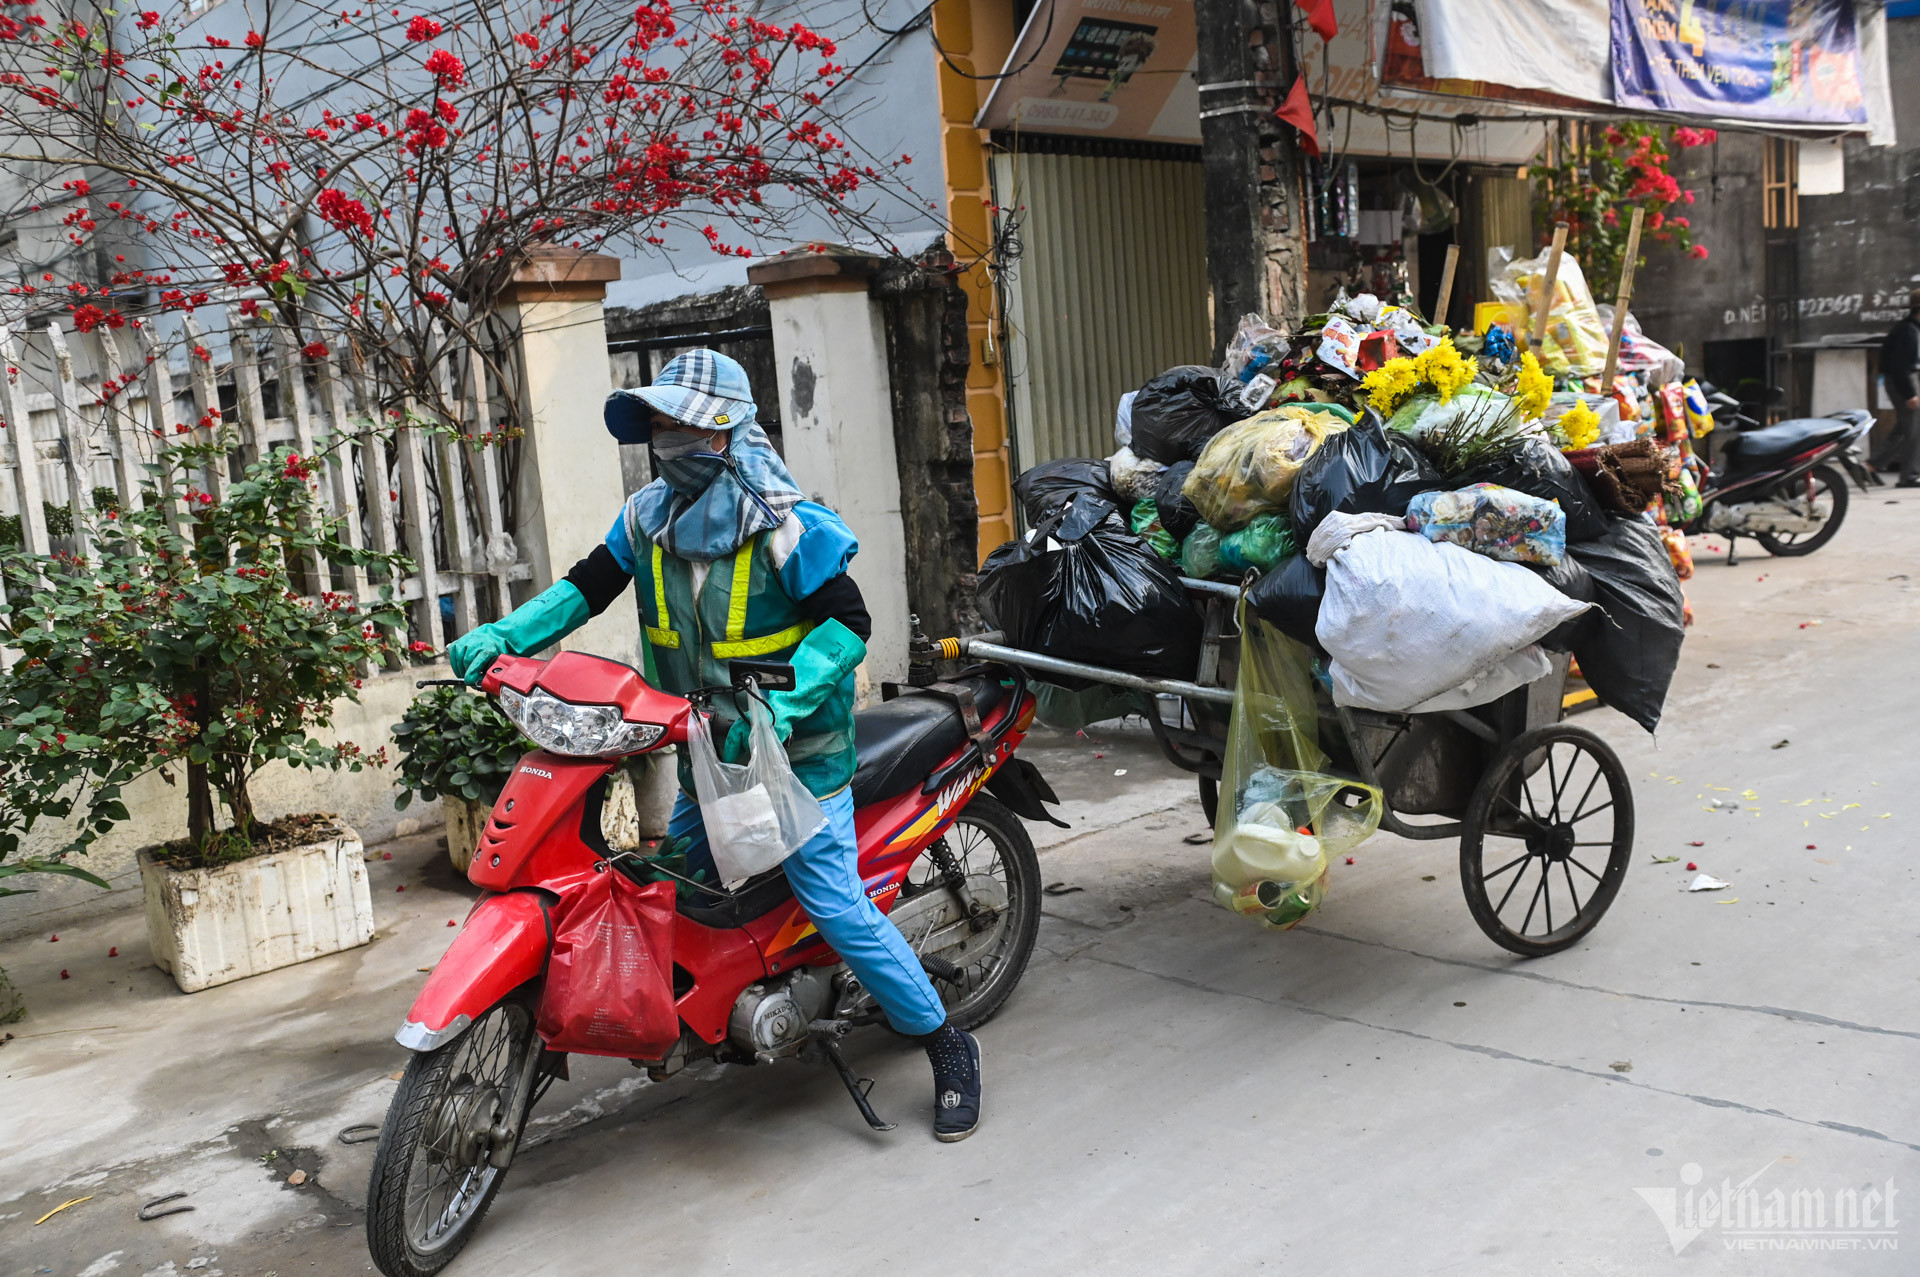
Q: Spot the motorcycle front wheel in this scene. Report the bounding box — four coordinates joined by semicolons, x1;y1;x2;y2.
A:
1755;463;1848;557
366;997;541;1277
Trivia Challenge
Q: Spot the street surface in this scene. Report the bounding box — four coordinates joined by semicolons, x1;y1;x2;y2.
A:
4;496;1918;1276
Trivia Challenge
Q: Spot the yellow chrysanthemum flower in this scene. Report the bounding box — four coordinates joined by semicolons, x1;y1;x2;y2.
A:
1413;339;1479;404
1559;400;1602;451
1360;357;1420;414
1513;351;1553;421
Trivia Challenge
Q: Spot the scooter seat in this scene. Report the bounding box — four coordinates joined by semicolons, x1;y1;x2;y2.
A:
849;675;1007;808
1720;419;1851;469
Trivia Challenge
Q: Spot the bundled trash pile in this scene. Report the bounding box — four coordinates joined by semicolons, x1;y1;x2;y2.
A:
977;286;1694;931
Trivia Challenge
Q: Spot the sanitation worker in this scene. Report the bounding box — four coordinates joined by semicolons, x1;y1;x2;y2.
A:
447;350;981;1141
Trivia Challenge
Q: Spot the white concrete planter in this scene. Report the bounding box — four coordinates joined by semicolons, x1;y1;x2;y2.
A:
139;823;374;994
443;796;491;872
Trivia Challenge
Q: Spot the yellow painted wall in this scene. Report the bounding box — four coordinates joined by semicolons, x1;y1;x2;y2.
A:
932;0;1017;564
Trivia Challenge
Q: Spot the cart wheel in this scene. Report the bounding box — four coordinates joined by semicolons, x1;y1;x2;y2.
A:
1198;775;1218;829
1459;723;1633;957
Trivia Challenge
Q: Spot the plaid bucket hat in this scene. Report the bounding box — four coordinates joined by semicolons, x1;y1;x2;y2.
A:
604;348;757;444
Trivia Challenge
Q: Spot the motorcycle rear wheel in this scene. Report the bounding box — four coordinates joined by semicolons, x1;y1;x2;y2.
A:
1755;463;1848;557
366;997;539;1277
899;794;1041;1031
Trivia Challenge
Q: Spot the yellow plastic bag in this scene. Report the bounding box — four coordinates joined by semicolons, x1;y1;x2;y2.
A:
1492;248;1610;377
1209;611;1383;930
1184;406;1349;532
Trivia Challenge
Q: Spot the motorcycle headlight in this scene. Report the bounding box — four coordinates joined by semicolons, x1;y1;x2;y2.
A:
497;686;665;757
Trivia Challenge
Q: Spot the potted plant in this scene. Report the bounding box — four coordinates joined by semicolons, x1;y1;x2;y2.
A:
392;684;529;870
0;436;410;992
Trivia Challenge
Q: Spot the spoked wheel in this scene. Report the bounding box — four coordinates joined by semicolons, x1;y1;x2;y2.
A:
895;795;1041;1030
366;997;542;1277
1755;463;1848;556
1459;724;1634;957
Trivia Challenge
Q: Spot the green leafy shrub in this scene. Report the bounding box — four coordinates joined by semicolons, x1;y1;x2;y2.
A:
391;684;528;810
0;436;411;883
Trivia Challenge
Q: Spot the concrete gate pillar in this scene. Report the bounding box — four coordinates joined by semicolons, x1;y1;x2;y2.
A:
747;248;911;689
500;247;641;666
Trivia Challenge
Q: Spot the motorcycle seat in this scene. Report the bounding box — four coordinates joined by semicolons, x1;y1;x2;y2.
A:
849;674;1008;808
1720;419;1851;469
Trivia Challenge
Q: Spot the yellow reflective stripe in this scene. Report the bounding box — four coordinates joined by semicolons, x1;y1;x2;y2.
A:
712;621;814;659
651;543;671;630
725;543;754;642
646;543;681;649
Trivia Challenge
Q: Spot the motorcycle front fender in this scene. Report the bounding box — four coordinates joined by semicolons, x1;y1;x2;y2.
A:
395;890;552;1052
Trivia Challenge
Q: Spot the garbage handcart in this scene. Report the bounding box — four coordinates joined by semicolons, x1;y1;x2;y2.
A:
952;579;1635;957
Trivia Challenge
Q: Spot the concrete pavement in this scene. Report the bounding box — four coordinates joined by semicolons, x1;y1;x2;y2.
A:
4;494;1918;1276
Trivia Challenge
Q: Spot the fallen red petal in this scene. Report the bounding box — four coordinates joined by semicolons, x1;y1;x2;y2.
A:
1686;861;1698;871
1688;840;1704;846
1344;856;1355;864
396;884;406;892
1806;844;1817;850
59;969;69;979
381;852;392;860
48;934;58;942
108;947;118;957
447;919;456;927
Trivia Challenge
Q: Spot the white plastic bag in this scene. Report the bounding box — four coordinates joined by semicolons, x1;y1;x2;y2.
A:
1309;512;1590;712
685;694;827;885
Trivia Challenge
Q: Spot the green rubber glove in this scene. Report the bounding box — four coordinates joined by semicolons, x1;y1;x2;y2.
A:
447;579;592;685
721;618;866;762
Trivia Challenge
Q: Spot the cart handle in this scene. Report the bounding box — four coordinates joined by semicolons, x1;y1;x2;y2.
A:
955;635;1235;706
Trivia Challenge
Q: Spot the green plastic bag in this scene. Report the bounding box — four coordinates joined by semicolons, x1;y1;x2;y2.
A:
1129;499;1180;560
1217;514;1296;574
1032;681;1150;731
1181;523;1222;579
1209;609;1381;930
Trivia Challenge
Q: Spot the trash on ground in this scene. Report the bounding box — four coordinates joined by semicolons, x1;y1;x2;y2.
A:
1687;873;1731;891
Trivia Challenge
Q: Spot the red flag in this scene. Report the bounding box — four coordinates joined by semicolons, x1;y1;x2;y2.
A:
1295;0;1337;41
1275;76;1321;158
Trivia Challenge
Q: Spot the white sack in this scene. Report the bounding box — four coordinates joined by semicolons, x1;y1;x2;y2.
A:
1311;513;1590;712
1405;645;1552;713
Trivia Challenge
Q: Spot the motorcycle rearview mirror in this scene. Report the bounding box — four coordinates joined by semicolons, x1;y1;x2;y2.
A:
729;659;797;693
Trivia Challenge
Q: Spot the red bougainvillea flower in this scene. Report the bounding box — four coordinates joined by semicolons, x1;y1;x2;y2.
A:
405;15;442;41
424;48;465;88
301;340;328;358
1689;244;1709;260
315;187;375;237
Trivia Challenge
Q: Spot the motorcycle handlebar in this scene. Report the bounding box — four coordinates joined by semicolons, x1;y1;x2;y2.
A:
415;678;472;689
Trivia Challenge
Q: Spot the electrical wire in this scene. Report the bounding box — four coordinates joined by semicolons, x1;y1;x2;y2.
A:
929;0;1056;81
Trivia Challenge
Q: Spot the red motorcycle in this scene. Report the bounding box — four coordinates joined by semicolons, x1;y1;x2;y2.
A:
365;636;1055;1276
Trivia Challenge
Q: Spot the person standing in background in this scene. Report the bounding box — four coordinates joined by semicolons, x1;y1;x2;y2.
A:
1875;290;1920;488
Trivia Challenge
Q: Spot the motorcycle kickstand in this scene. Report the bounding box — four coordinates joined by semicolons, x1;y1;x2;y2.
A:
1724;533;1738;567
807;1021;896;1133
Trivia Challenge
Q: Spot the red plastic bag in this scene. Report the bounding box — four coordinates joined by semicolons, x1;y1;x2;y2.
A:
536;872;678;1059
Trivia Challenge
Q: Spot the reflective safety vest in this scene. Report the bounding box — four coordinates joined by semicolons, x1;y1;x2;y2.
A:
631;528;856;797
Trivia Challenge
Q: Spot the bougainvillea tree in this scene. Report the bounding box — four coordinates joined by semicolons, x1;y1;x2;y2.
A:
1533;122;1712;291
0;0;919;421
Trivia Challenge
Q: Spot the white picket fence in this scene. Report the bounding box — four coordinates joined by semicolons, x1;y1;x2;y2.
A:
0;310;529;671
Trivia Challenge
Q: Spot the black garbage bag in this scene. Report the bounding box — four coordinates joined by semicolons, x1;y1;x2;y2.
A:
1245;553;1325;649
1153;460;1201;541
1566;518;1685;732
979;494;1203;683
1525;554;1597;653
1013;457;1115;524
1129;365;1241;464
1289;416;1443;535
1454;435;1610;542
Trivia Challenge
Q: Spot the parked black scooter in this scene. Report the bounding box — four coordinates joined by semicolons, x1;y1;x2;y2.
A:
1684;383;1854;565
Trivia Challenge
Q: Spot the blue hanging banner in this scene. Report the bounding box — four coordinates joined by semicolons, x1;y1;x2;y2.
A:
1610;0;1867;126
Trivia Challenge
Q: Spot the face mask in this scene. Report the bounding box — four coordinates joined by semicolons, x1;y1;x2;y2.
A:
650;429;720;461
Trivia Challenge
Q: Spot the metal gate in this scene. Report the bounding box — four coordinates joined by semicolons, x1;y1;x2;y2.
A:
991;145;1210;479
